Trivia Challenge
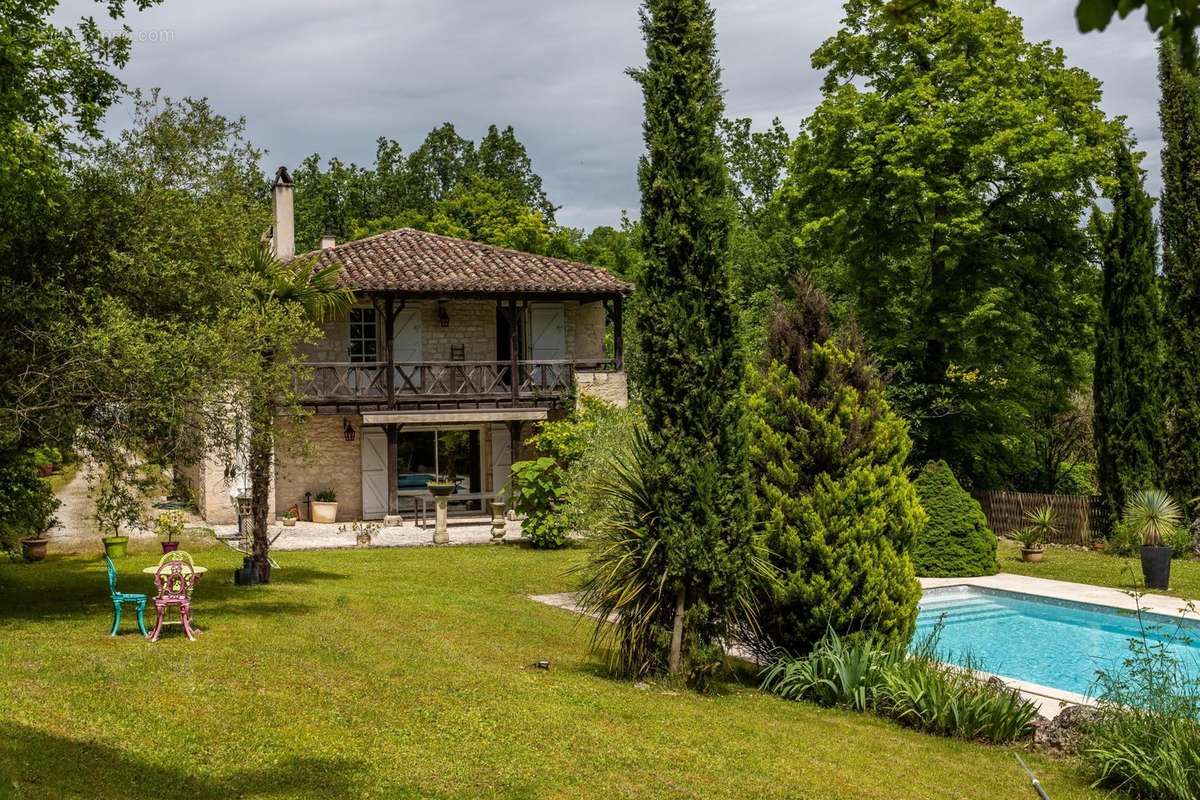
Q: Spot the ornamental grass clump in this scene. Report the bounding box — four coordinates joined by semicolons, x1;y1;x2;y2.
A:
1083;597;1200;800
761;629;1038;745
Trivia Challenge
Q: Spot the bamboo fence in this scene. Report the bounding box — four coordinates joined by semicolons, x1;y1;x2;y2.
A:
972;491;1108;545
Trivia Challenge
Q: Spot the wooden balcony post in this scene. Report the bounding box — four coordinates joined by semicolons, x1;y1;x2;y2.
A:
613;295;624;370
383;293;396;408
508;297;519;405
386;423;398;517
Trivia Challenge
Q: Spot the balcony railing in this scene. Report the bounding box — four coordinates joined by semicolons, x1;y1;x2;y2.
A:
300;360;617;407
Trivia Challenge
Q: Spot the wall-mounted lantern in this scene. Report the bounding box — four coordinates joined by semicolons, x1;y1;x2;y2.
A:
437;300;450;328
342;418;356;442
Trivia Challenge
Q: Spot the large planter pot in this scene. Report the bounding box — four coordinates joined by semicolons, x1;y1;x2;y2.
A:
160;540;180;554
1021;547;1045;563
101;536;128;559
310;501;338;524
1141;545;1172;590
21;537;48;562
427;481;457;497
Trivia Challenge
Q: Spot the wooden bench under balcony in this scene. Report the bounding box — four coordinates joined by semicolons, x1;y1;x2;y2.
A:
300;359;618;410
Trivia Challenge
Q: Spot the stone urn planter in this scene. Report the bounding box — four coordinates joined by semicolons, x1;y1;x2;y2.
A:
281;516;296;527
426;480;457;497
21;537;48;562
1020;546;1045;563
101;536;128;559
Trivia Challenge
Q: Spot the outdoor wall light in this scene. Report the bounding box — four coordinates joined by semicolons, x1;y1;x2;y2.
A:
342;418;356;442
437;300;450;327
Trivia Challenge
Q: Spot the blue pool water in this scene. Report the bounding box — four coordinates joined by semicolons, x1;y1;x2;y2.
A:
915;586;1200;696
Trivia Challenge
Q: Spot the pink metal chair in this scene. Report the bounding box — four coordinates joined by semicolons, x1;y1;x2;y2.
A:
147;551;200;642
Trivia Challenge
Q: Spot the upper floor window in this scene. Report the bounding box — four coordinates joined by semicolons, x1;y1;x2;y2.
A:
349;307;378;363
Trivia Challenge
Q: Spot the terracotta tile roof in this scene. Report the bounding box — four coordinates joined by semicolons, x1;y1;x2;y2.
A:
296;228;633;297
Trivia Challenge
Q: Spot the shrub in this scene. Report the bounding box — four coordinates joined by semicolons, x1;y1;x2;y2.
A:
761;630;1037;744
528;396;642;535
1083;600;1200;800
509;457;570;549
314;489;336;502
749;277;924;656
1107;519;1143;557
911;461;998;577
0;458;60;552
1167;525;1194;559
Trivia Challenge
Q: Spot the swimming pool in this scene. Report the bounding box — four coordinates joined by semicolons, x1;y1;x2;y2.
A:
915;585;1200;696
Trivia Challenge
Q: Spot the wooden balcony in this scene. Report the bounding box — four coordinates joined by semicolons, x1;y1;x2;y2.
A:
300;360;618;410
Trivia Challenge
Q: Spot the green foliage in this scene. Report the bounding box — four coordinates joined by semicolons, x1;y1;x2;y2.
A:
761;630;1038;744
750;277;924;655
1160;40;1200;515
911;462;998;577
622;0;757;675
1084;601;1200;799
314;489;337;503
786;0;1121;488
93;463;145;538
1167;525;1195;559
528;397;643;535
292;123;555;254
1094;143;1164;528
1124;489;1184;547
152;510;186;543
0;459;59;551
509;457;570;549
1076;1;1200;63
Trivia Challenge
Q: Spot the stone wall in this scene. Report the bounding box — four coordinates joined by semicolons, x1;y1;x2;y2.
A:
298;298;608;364
576;371;629;407
274;414;363;522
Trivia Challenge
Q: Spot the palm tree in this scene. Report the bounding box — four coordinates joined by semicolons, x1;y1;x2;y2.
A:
242;242;354;580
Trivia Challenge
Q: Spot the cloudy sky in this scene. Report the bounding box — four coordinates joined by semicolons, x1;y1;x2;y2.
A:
70;0;1160;230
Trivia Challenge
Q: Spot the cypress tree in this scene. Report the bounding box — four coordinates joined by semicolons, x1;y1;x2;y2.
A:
629;0;753;673
1160;34;1200;514
1094;143;1162;528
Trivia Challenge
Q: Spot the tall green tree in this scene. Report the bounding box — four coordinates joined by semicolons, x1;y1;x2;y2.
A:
749;277;924;654
1094;143;1162;527
1160;33;1200;515
785;0;1120;488
623;0;755;675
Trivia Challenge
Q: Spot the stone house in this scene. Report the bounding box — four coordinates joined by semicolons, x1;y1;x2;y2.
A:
185;168;633;524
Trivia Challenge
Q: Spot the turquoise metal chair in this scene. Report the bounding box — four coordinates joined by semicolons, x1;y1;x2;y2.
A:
104;555;148;637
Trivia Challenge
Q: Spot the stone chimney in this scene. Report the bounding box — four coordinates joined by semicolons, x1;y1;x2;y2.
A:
271;166;294;260
320;233;336;250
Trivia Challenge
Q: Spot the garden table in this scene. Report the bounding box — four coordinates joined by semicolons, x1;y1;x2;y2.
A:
142;565;208;576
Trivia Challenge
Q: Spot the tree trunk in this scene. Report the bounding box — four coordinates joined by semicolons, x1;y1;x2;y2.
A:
249;353;275;583
668;588;686;674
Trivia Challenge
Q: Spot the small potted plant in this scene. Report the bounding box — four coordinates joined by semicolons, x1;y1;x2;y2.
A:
1018;505;1057;563
153;510;186;554
280;509;297;527
426;479;457;497
95;476;142;559
310;489;338;523
1125;489;1182;591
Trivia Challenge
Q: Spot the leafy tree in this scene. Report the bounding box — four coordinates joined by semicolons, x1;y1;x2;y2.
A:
1076;0;1200;63
476;124;556;222
749;276;924;654
785;0;1120;488
292;154;375;251
910;461;998;578
1094;144;1163;527
581;0;756;679
1160;37;1200;515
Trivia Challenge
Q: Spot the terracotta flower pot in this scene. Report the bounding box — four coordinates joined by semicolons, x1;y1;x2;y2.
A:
1021;547;1044;563
310;501;338;524
21;538;48;562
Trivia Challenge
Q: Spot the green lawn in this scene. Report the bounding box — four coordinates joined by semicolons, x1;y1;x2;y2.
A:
999;538;1200;600
1;543;1102;800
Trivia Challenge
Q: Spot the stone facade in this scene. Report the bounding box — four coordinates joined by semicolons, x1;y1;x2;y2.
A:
274;414;363;522
301;299;609;363
576;371;629;407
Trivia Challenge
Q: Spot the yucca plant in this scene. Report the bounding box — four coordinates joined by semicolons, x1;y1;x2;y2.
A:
1125;490;1183;547
1020;505;1058;548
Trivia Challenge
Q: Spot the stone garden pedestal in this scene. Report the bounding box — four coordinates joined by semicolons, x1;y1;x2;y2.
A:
433;495;450;544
